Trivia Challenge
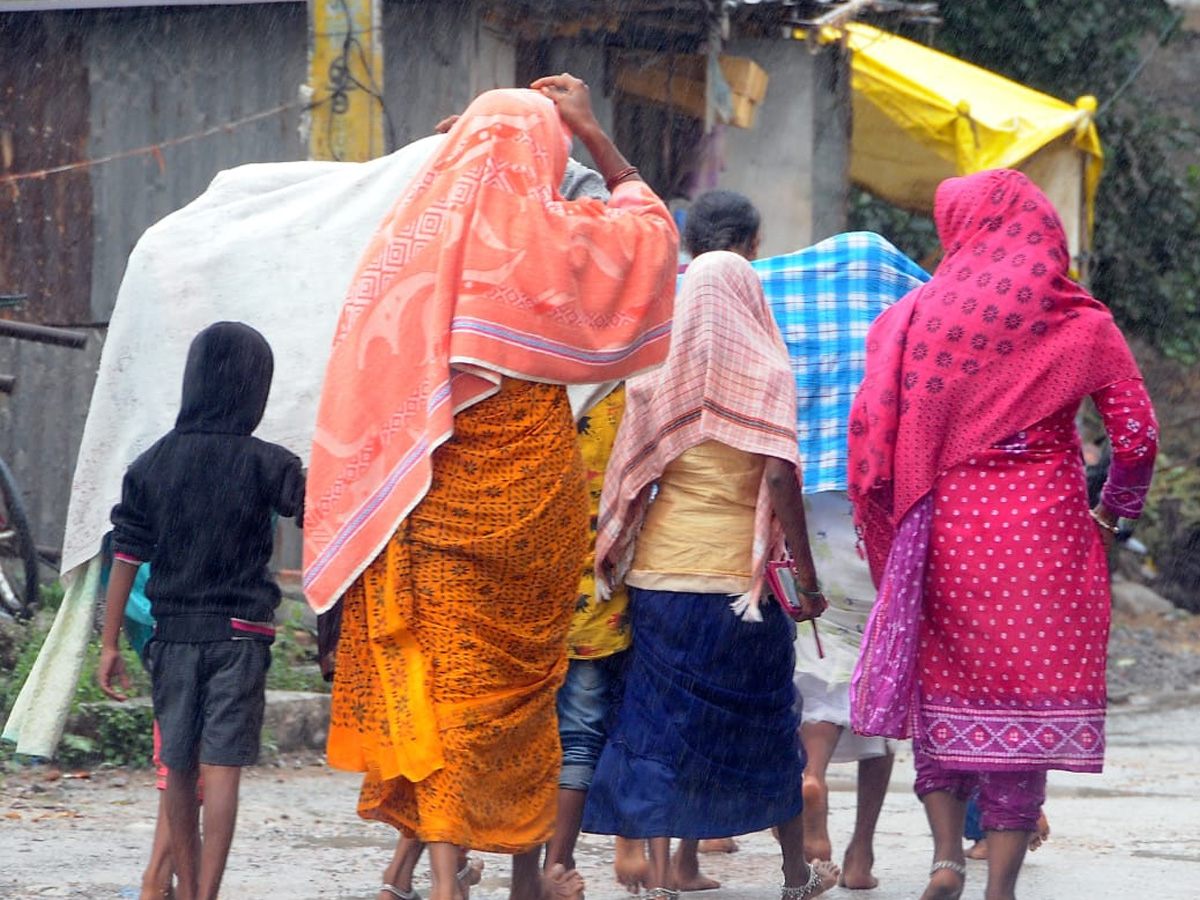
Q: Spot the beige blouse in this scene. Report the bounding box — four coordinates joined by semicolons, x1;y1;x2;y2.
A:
626;440;762;594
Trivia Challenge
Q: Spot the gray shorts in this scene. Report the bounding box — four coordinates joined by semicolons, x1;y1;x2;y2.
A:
147;640;271;770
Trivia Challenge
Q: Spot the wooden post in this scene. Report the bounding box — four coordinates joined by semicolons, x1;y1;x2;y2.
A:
307;0;385;162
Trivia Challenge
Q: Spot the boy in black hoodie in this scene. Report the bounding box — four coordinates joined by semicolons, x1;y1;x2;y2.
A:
99;321;304;900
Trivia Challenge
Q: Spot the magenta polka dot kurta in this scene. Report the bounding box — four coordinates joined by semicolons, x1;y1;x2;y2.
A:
916;380;1156;772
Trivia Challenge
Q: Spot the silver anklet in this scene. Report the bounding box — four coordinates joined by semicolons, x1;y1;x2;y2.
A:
381;886;421;900
643;889;680;900
781;863;823;900
930;859;967;878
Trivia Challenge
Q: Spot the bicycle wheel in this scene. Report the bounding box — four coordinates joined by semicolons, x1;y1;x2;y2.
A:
0;456;39;619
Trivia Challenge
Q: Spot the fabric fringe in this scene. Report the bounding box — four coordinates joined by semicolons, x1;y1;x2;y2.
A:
729;590;764;622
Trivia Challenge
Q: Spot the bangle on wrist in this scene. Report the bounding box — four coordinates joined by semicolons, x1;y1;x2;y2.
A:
793;578;823;599
1089;508;1119;535
605;165;639;192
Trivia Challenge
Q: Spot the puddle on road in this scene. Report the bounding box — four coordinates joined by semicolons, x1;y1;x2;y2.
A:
291;833;394;850
1131;848;1200;863
1047;783;1193;799
1110;688;1200;716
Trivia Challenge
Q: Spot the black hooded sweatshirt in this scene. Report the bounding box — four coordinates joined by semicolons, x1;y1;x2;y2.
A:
110;322;305;634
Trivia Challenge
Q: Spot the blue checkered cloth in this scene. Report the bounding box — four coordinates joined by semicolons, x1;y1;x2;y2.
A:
752;232;930;493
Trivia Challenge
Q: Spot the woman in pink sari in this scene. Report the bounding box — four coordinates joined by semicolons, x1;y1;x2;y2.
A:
848;170;1157;900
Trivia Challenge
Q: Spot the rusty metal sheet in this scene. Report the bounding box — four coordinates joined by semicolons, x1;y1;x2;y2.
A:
0;15;93;327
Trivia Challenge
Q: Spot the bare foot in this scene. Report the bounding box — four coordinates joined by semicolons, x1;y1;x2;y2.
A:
541;864;584;900
455;856;483;900
614;838;649;894
671;843;721;891
839;841;878;890
1029;812;1050;852
917;864;964;900
791;860;839;899
801;774;832;862
697;837;738;854
964;838;988;860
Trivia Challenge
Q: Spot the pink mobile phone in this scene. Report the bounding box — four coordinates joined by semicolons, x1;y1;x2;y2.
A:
765;561;824;658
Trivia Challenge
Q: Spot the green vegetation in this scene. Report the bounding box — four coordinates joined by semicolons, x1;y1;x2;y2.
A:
858;0;1200;362
1;589;327;770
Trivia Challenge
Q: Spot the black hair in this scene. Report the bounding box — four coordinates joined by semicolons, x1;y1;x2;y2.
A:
683;189;761;257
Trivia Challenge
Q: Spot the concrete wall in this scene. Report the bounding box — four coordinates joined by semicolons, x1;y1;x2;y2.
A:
719;39;850;256
384;0;517;144
537;42;616;173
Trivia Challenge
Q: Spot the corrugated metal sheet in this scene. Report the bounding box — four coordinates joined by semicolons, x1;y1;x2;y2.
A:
2;6;309;561
84;6;309;322
0;19;93;326
0;1;517;563
0;332;103;563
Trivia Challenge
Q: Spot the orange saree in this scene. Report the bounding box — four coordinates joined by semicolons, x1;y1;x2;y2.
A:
326;379;588;851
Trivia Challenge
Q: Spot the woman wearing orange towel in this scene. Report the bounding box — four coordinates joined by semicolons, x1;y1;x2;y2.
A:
303;76;679;900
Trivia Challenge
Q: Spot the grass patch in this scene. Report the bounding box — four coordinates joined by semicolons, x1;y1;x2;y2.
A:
1;588;328;770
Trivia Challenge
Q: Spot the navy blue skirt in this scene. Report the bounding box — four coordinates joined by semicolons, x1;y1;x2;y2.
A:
582;588;805;839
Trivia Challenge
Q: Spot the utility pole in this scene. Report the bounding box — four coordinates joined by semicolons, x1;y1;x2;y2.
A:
306;0;385;162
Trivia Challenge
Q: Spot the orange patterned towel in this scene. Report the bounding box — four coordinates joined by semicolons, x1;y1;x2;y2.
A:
303;88;678;612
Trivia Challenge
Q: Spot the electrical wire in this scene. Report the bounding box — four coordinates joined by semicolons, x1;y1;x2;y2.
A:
321;0;396;159
0;101;309;187
1097;10;1184;119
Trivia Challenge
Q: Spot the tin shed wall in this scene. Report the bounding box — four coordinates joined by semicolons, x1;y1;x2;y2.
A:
2;3;517;567
84;6;309;323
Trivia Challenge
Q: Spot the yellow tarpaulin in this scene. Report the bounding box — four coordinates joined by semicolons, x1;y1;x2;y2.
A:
816;23;1103;268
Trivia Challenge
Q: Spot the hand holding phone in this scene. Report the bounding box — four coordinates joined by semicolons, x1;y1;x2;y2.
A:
765;561;825;658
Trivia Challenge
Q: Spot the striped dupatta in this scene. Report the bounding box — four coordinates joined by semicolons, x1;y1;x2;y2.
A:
596;250;800;621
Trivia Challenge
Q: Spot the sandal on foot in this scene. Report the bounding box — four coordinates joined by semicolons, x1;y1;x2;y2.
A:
381;886;421;900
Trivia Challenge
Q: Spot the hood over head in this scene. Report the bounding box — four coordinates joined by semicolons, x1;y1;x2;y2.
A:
175;321;273;434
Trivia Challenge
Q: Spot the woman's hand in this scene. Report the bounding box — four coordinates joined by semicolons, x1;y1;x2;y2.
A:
531;72;600;137
1090;504;1119;550
531;73;642;191
791;580;828;623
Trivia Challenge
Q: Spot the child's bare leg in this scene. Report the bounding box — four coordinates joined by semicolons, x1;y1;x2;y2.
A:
671;839;720;891
456;848;484;899
841;750;894;890
965;838;989;860
613;837;648;893
140;790;174;899
799;721;841;862
164;766;201;900
545;788;586;871
697;837;738;853
380;836;427;899
195;764;240;900
513;850;583;900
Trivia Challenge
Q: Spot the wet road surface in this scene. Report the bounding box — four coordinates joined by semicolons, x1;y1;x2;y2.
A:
2;689;1198;899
